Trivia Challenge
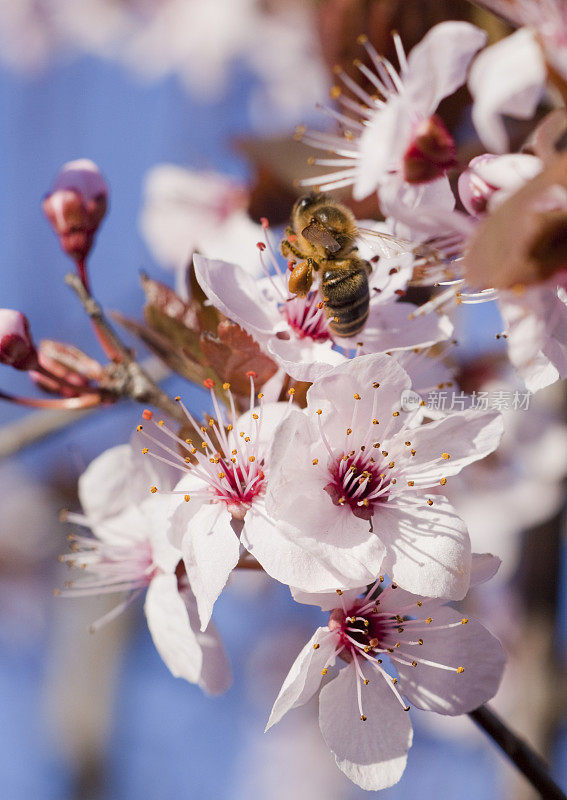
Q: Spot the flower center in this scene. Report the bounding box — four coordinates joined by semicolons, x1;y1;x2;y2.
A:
282;291;331;342
325;452;390;521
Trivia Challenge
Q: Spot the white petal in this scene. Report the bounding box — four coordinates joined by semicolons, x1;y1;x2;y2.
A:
405;22;487;113
396;606;505;714
394;409;503;485
235;401;291;452
350;300;452;354
319;661;412;790
180;503;240;630
266;335;345;383
145;573;203;683
78;444;133;524
193;253;278;338
376;497;471;600
290;586;363;611
469;29;546;153
242;505;377;592
266;627;336;729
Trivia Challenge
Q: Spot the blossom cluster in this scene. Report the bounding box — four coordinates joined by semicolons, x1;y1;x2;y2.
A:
3;2;567;792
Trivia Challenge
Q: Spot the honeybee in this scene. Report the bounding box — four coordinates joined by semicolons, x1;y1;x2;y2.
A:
281;193;372;337
281;193;464;337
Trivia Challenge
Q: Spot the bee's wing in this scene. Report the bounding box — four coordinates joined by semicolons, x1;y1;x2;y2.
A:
356;225;418;259
301;221;341;253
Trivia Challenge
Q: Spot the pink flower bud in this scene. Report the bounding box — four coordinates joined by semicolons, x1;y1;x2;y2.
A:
402;115;456;184
458;153;543;217
42;159;108;263
0;309;38;370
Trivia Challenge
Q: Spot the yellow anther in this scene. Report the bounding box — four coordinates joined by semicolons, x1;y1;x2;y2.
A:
416;601;422;607
136;425;143;432
142;448;148;455
461;618;469;625
392;411;400;417
363;679;369;685
184;495;190;502
174;396;181;401
312;458;319;465
313;643;320;650
392;678;398;685
440;477;447;486
372;418;379;425
252;413;259;420
410;449;416;456
316;409;322;415
405;441;411;446
244;436;250;443
321;668;328;675
457;666;465;674
257;392;264;399
388;461;395;469
360;715;367;721
357;33;368;44
425;617;433;624
227;425;233;432
427;498;433;506
372;381;379;388
218;472;226;479
336;589;343;595
407;480;414;487
353;393;361;400
288;387;296;396
150;486;158;494
418;638;423;645
330;85;342;99
346;427;352;435
442;453;450;460
412;660;417;667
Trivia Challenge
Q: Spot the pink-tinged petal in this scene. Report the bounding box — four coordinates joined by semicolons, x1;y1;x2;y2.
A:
266;627;336;730
167;473;213;550
319;661;412;790
396;606;505;715
182;586;232;695
470;553;501;587
145;573;203;684
500;285;567;392
236;401;292;452
376;497;471;600
179;503;240;630
243;506;377;592
469;29;546;153
354;96;413;200
193;253;277;338
394;410;503;486
78;444;132;524
266;335;345;383
306;353;411;437
405;22;487;114
380;175;456;237
290;586;363;611
350;301;452;354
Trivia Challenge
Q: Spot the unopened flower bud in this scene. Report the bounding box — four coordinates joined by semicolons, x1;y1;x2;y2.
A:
0;309;38;370
42;159;108;263
403;115;456;184
458;154;542;217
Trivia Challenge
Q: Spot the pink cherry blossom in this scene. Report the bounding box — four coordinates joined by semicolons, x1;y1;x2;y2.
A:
265;354;503;600
58;442;231;694
0;309;38;370
266;554;505;791
298;22;486;214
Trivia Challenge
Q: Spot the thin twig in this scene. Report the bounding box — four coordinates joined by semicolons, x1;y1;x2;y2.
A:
65;273;184;423
469;704;567;800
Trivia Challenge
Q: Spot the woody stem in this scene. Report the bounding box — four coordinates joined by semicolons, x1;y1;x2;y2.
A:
469;704;566;800
65;272;184;423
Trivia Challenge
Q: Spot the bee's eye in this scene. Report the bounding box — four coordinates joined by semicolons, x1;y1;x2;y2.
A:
296;196;313;212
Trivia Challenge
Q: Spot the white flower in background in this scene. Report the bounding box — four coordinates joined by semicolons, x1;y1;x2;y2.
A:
139;164;262;295
458;153;543;217
266;555;505;791
58;442;231;694
299;22;486;214
265;354;503;600
469;0;567;152
194;225;452;385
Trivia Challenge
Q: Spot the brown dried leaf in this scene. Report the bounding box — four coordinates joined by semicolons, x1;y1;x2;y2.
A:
200;320;277;395
140;272;199;329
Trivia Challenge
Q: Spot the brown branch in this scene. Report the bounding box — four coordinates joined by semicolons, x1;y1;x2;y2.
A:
65;273;184;423
469;705;566;800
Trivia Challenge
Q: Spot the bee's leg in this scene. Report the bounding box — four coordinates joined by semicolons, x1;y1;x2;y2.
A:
281;235;305;261
288;258;315;296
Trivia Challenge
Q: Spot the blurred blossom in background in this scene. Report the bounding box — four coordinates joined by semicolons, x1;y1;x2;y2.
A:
0;1;566;799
